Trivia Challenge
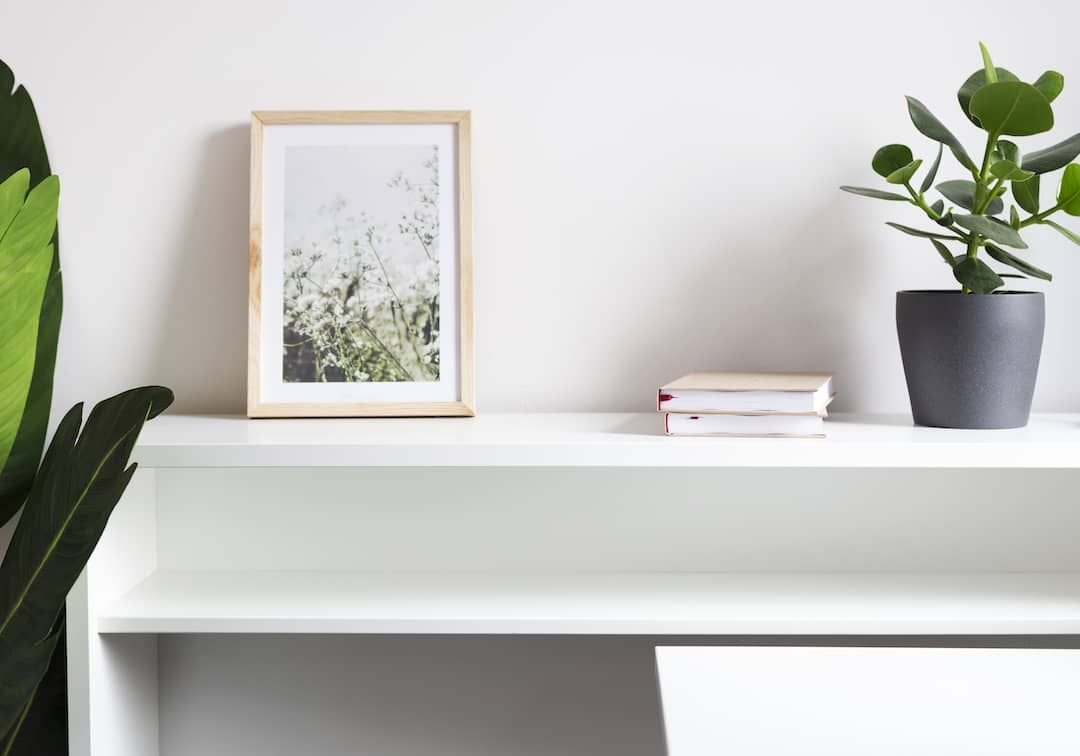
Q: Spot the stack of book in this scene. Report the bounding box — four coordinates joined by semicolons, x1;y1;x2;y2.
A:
658;372;834;438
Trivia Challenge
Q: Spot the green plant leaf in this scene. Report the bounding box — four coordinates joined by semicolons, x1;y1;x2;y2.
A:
905;96;977;171
1013;174;1041;214
979;42;997;84
929;238;956;267
1058;164;1080;215
0;173;57;507
936;180;1004;215
969;81;1054;136
839;185;909;201
885;222;957;240
1023;132;1080;174
995;140;1022;165
1010;205;1021;229
984;242;1052;280
990;159;1035;182
953;256;1004;293
1033;70;1064;103
957;67;1018;125
0;626;60;741
930;199;945;216
954;213;1028;248
934;210;956;227
872;144;914;178
920;144;943;193
0;60;62;528
1043;219;1080;246
0;387;173;659
886;159;922;185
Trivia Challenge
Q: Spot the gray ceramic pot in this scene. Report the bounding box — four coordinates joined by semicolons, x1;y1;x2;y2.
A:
896;290;1045;429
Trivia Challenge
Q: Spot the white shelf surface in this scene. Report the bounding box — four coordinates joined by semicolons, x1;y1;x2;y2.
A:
97;571;1080;635
131;412;1080;469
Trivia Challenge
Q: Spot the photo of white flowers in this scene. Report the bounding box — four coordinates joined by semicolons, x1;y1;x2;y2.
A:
283;144;441;384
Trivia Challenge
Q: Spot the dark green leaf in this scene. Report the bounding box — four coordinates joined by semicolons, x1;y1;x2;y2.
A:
0;60;62;528
0;385;173;727
1043;219;1080;246
999;273;1028;279
936;180;1004;215
934;210;955;227
872;144;914;178
1010;205;1021;229
990;159;1034;182
1033;70;1064;103
839;185;909;201
984;242;1052;280
970;81;1054;136
906;96;977;171
886;159;922;185
0;627;60;740
886;221;958;240
1013;174;1041;214
957;67;1018;126
1022;132;1080;174
929;238;956;267
953;256;1005;293
1058;164;1080;215
930;199;945;216
954;214;1028;248
995;140;1022;166
920;143;943;193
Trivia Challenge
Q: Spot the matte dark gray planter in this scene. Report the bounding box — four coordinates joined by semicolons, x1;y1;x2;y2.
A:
896;290;1044;429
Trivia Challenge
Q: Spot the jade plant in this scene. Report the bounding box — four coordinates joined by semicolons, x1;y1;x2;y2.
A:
842;43;1080;293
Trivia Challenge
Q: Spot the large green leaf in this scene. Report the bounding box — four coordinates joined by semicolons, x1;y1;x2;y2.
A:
839;185;909;201
0;387;172;651
0;627;59;741
1013;174;1041;214
957;67;1018;126
1059;164;1080;215
1033;70;1064;103
1023;132;1080;174
872;144;913;178
905;96;977;171
0;173;57;501
936;180;1003;215
920;144;943;193
969;81;1054;136
953;256;1004;293
0;60;62;527
984;242;1052;280
954;213;1028;248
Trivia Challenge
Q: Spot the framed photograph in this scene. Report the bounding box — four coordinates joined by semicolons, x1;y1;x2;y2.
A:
248;111;474;417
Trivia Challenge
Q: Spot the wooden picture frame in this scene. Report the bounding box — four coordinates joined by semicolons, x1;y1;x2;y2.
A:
248;111;474;417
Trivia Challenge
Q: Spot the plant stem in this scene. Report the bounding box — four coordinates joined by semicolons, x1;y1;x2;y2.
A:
1020;202;1065;228
902;182;971;240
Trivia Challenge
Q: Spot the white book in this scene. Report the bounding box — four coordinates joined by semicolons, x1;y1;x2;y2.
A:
659;372;834;414
664;412;824;438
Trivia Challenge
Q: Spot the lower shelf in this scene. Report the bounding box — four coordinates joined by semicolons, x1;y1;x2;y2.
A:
96;571;1080;635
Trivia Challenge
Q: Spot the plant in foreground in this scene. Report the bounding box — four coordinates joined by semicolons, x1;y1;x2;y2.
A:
842;42;1080;293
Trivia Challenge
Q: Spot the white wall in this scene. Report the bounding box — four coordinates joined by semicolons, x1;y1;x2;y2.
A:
4;0;1080;416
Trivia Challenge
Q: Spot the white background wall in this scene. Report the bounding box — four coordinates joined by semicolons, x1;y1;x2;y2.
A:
4;0;1080;418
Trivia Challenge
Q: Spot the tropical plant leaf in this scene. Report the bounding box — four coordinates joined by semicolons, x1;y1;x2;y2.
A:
0;60;62;527
920;144;943;193
0;387;173;658
1013;175;1041;214
953;256;1005;293
872;144;914;178
905;96;977;171
1022;132;1080;174
886;159;922;185
1043;219;1080;246
936;180;1004;215
885;222;957;240
957;67;1018;126
954;214;1028;248
969;81;1054;136
984;242;1052;280
1033;70;1064;103
839;185;909;201
990;159;1034;182
0;627;59;741
1058;164;1080;215
929;238;956;267
0;173;57;503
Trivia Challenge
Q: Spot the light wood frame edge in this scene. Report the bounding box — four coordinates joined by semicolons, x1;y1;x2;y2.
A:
247;110;475;418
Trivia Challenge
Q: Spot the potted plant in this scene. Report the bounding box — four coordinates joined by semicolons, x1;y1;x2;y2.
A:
842;43;1080;429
